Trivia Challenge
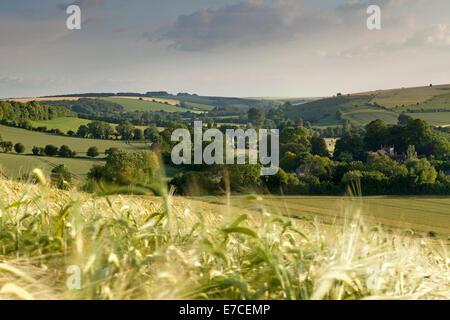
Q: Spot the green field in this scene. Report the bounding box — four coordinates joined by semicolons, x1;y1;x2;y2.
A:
342;108;400;125
197;195;450;238
0;124;150;177
365;84;450;108
30;117;91;133
100;97;197;113
184;101;215;111
405;112;450;126
0;152;103;179
0;124;146;154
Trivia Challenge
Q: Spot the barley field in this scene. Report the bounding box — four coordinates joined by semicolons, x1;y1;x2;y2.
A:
0;170;448;300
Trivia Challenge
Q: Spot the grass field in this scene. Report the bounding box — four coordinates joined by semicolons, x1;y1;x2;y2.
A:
0;125;149;177
0;124;146;154
342;108;400;125
0;177;448;300
405;112;450;126
100;97;198;113
30;117;91;133
0;153;103;179
357;84;450;108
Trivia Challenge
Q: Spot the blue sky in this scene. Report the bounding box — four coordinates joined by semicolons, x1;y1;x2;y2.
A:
1;0;449;98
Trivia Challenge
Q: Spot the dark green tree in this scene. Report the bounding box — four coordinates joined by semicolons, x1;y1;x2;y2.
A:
87;146;99;158
44;145;57;157
117;121;134;140
58;145;76;158
310;136;329;157
14;143;25;154
247;107;265;127
334;134;366;161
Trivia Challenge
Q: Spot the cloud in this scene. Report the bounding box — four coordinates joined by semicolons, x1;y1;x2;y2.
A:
151;0;418;52
405;24;450;47
154;0;304;51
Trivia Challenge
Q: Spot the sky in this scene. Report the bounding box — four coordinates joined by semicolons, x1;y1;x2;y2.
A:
0;0;449;98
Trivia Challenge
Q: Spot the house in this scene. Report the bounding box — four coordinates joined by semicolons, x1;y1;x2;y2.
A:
370;146;408;163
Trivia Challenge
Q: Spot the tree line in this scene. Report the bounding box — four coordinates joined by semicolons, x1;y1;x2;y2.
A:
0;100;76;128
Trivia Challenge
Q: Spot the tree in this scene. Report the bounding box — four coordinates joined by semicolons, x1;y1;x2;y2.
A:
58;145;76;158
431;133;450;160
105;147;119;156
88;150;159;186
32;146;44;156
280;152;300;172
364;119;388;151
87;146;99;158
44;145;58;156
310;136;329;157
144;125;162;143
337;151;353;162
367;154;408;177
265;168;290;192
247;107;265;127
406;145;417;160
0;141;13;153
342;170;362;185
77;125;89;138
398;113;411;125
133;128;144;140
87;121;114;139
334;134;365;161
403;119;433;155
406;158;437;184
51;164;72;190
117;120;134;140
14;143;25;154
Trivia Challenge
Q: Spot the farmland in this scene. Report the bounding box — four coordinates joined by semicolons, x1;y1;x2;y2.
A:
357;84;450;108
196;195;450;238
0;152;102;179
0;124;149;177
0;124;145;154
286;84;450;127
100;97;197;113
30;117;91;133
0;177;448;300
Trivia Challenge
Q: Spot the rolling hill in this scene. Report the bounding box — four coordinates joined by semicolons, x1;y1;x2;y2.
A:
284;84;450;127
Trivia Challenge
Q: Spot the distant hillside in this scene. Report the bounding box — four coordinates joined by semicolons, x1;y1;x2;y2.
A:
25;92;283;111
283;84;450;127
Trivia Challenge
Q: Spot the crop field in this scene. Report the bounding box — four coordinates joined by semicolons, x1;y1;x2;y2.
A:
30;117;92;133
100;97;200;113
0;177;448;300
116;96;180;105
196;195;450;239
